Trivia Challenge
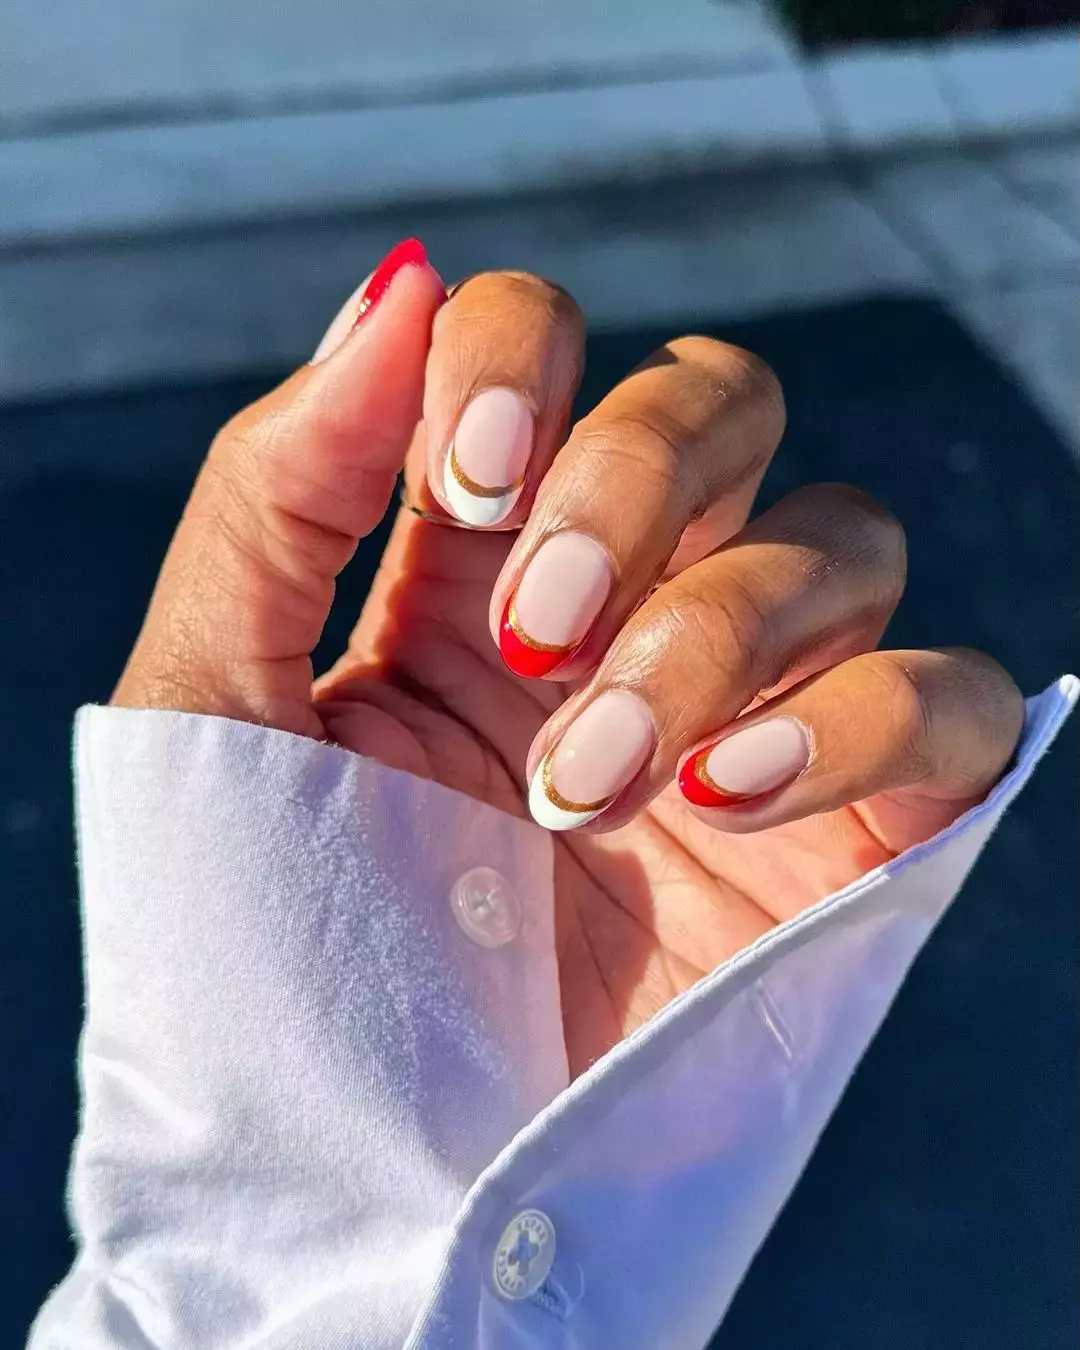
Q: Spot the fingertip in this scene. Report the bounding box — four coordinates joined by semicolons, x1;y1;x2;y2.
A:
348;238;431;331
311;239;445;365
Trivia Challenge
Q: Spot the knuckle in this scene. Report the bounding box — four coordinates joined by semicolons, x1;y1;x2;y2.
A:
207;400;356;582
788;483;908;605
213;395;298;475
530;276;586;332
437;272;585;402
570;415;709;534
195;454;302;601
941;646;1026;763
562;422;690;545
733;347;786;429
452;270;584;334
664;334;730;367
572;340;787;523
574;418;684;491
870;648;1024;793
198;450;261;546
498;271;584;332
707;575;778;687
654;574;768;691
669;338;786;434
878;656;937;783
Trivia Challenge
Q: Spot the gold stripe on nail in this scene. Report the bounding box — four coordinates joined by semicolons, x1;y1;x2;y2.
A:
694;754;742;800
541;754;616;816
507;600;578;654
449;446;525;499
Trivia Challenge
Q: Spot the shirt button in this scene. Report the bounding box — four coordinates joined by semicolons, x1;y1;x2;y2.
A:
492;1209;556;1300
449;867;521;949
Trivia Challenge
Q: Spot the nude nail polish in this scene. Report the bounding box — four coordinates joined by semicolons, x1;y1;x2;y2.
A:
310;238;429;363
499;532;613;678
444;387;534;527
529;689;654;831
678;718;811;808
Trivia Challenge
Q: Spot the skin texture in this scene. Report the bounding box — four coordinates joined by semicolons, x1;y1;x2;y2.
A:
114;261;1024;1078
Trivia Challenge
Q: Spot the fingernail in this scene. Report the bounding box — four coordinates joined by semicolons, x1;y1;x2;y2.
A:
499;532;613;678
311;238;428;363
529;689;655;831
443;387;534;527
678;717;811;808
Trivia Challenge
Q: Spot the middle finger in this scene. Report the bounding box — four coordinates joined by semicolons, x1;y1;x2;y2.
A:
490;335;786;681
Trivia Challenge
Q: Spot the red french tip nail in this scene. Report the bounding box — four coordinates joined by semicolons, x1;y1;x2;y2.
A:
678;747;753;809
351;237;429;331
498;598;576;679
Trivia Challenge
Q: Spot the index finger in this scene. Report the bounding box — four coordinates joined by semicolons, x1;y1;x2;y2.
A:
422;271;586;528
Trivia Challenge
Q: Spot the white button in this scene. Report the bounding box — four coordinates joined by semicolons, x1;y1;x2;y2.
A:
492;1209;556;1300
449;867;521;949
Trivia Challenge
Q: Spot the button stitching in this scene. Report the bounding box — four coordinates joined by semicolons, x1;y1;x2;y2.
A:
449;866;521;949
493;1209;556;1300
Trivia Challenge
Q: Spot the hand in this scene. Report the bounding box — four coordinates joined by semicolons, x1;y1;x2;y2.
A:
114;242;1024;1076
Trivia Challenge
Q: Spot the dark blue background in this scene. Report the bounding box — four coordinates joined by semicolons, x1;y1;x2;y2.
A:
2;299;1076;1347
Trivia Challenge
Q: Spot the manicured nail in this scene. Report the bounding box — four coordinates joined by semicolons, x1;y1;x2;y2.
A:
529;689;655;831
350;238;428;331
443;387;534;527
310;238;428;363
499;532;613;677
678;717;811;808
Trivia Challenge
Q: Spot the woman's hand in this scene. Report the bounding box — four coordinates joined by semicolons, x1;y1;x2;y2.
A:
114;244;1024;1076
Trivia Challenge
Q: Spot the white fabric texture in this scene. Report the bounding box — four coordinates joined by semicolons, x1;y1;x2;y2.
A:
29;677;1077;1349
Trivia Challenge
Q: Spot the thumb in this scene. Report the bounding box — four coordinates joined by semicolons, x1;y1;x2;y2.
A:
113;239;445;736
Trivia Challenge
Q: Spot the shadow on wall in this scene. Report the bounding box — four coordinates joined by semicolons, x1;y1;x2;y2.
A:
778;0;1079;44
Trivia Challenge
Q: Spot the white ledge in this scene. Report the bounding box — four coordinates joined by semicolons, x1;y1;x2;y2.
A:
0;68;828;249
1;31;1075;251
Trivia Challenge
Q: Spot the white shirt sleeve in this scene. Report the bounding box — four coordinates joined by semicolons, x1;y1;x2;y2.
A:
29;677;1077;1350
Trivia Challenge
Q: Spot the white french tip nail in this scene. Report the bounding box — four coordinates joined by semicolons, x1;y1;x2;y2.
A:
527;753;610;832
443;454;520;527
